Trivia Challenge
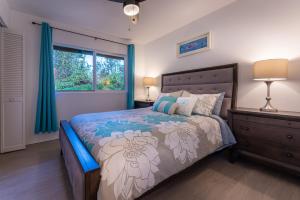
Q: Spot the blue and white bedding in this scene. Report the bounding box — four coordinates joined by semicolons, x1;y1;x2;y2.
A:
70;108;236;200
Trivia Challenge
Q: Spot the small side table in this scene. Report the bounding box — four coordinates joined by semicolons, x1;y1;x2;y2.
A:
134;100;155;109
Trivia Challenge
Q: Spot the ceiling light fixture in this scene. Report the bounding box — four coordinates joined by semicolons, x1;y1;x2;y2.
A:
123;0;140;16
108;0;146;26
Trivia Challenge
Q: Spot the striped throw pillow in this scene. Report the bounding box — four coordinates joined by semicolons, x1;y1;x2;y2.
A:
155;101;179;115
152;96;177;111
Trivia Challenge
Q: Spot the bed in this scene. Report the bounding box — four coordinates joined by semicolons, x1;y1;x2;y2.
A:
59;63;238;200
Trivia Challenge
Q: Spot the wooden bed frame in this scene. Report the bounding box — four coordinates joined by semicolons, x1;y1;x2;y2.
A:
59;63;238;200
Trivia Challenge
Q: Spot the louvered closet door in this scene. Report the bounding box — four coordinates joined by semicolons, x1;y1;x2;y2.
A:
0;29;25;153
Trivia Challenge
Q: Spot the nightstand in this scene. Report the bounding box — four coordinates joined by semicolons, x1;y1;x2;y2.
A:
134;100;155;109
228;108;300;175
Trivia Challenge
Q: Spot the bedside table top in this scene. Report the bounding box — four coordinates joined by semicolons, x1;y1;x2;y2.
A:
230;107;300;121
135;99;155;103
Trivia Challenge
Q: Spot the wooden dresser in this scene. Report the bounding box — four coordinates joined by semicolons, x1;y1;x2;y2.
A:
228;108;300;175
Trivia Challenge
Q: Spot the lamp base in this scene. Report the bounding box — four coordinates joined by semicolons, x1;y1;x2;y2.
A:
260;81;278;112
146;86;150;102
260;101;278;112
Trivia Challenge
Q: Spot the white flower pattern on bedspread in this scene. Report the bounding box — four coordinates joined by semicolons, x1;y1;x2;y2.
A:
157;122;199;164
70;108;230;200
189;115;222;145
97;130;160;200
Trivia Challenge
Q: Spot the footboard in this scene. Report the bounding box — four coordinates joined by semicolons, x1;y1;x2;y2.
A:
59;120;101;200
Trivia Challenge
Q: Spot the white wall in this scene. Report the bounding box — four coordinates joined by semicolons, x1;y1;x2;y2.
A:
0;0;10;26
138;0;300;112
135;44;147;100
7;10;129;144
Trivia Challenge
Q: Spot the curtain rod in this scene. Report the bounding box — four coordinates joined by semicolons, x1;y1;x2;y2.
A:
32;21;128;46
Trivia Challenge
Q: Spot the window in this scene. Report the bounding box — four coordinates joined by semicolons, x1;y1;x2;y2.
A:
53;45;126;91
96;54;125;90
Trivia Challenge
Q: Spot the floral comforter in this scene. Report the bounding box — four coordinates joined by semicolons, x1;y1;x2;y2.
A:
70;108;236;200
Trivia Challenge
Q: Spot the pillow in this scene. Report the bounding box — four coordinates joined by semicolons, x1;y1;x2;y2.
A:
191;94;218;116
182;90;225;116
181;90;191;97
176;97;198;116
155;101;179;115
212;92;225;115
157;90;183;100
152;96;177;111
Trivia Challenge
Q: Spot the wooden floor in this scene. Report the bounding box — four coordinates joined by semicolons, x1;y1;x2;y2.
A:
0;140;299;200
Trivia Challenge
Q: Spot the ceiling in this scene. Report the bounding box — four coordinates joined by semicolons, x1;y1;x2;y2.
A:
7;0;237;44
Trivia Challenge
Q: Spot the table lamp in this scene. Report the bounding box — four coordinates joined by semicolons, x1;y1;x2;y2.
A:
253;59;288;112
143;77;156;101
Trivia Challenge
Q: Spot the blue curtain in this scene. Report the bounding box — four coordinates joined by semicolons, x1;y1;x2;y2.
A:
127;44;135;109
35;22;58;134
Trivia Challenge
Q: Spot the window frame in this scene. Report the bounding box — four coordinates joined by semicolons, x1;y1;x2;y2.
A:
53;43;127;94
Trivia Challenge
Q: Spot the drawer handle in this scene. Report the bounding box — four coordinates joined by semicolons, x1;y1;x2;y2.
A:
240;126;250;131
286;135;294;140
286;152;294;158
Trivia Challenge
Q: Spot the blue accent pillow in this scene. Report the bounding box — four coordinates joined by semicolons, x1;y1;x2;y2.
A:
154;101;179;115
152;96;178;113
157;101;179;115
159;96;178;103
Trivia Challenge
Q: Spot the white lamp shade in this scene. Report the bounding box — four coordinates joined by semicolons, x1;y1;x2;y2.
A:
253;59;288;81
143;77;156;86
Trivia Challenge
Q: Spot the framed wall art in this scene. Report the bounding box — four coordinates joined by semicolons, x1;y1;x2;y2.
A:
177;32;211;57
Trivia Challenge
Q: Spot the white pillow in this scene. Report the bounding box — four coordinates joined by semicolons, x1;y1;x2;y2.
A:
176;97;198;116
191;94;218;116
181;90;191;97
182;90;224;116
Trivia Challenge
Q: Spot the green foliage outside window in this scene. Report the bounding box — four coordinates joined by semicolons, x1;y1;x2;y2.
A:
96;55;125;90
53;46;125;91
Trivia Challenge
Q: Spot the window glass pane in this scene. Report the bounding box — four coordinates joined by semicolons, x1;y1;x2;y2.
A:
53;46;93;91
96;54;125;90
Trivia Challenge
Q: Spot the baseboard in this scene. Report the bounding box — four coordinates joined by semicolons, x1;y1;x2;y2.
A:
1;144;26;153
26;135;59;145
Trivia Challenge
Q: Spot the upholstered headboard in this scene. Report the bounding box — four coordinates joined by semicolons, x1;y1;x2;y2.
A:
161;64;238;119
